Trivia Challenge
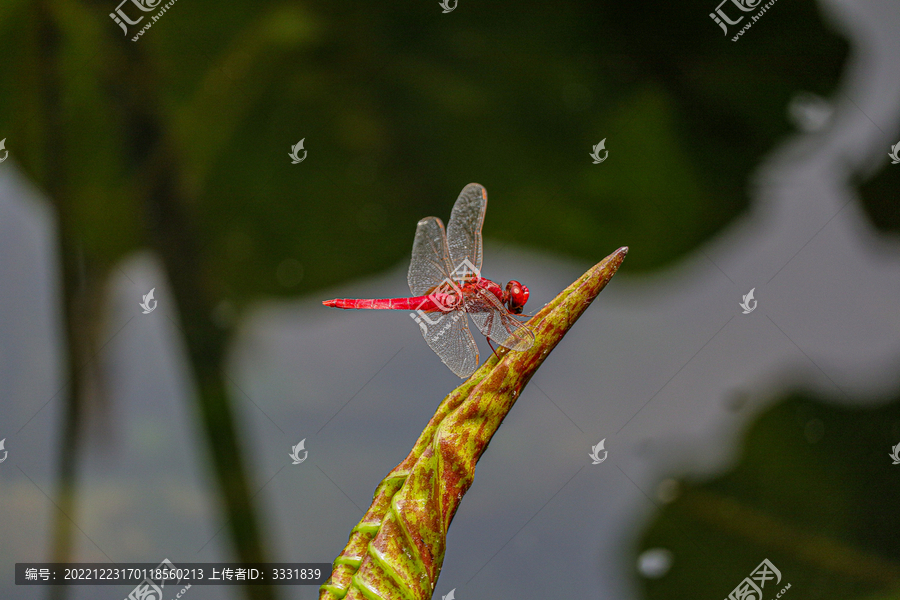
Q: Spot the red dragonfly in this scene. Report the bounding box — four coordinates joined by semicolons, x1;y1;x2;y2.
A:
323;183;535;378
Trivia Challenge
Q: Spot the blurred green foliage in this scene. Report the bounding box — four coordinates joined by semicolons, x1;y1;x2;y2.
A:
640;393;900;600
0;0;851;309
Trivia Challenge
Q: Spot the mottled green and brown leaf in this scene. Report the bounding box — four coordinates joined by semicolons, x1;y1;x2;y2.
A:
320;246;627;600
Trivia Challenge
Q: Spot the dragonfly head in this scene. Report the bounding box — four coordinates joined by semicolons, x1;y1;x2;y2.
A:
505;280;529;315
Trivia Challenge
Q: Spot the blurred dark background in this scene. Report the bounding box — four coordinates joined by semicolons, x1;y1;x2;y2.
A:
1;0;899;598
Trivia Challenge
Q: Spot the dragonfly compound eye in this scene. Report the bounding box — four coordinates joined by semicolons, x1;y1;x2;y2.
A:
506;281;529;312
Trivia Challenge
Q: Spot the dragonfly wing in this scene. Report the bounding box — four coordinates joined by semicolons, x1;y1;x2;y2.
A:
465;287;535;352
446;184;487;278
408;216;479;377
416;309;480;378
408;216;453;296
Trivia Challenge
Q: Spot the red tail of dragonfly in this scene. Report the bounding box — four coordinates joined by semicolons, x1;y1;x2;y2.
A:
323;183;534;378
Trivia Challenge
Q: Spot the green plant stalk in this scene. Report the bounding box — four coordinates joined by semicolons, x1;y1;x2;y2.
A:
320;246;628;600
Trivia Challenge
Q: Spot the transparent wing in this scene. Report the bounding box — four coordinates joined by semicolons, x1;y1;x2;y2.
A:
408;217;453;296
446;183;487;278
408;216;479;377
464;287;535;351
412;308;479;378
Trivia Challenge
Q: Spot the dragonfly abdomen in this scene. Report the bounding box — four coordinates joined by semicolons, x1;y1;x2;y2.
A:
322;296;447;311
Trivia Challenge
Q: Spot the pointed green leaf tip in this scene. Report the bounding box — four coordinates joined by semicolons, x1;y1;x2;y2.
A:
320;247;628;600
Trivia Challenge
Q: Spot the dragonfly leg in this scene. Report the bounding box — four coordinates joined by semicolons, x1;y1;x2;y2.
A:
486;338;502;360
481;311;503;360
